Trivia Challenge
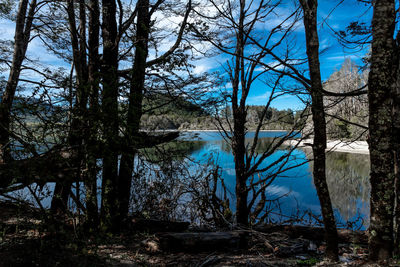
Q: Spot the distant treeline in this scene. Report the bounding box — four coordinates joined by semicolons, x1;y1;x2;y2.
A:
140;96;303;131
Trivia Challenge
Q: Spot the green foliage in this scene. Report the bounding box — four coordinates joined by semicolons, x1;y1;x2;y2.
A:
138;93;298;131
139;93;210;130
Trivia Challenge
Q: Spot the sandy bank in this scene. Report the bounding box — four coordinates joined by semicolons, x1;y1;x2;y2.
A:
285;139;369;155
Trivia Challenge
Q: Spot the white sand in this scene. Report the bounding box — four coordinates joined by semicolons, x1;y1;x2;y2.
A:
285;139;369;155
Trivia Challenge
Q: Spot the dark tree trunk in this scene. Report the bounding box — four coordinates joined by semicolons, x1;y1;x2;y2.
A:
231;0;249;226
394;53;400;252
393;19;400;254
100;0;120;232
51;0;89;216
118;0;150;223
233;109;249;226
368;0;396;261
0;0;36;164
50;182;70;214
84;0;101;231
394;67;400;253
299;0;338;261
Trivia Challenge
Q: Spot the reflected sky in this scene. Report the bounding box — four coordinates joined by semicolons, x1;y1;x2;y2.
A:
183;131;370;229
3;131;370;229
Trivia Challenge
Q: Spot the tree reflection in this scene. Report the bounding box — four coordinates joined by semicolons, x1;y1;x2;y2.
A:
325;152;370;221
218;137;283;154
176;136;371;225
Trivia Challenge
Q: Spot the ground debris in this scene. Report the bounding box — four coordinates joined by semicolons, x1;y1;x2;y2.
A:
0;200;379;266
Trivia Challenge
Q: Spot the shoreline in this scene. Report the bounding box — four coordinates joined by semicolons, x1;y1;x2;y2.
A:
148;129;369;155
285;139;369;155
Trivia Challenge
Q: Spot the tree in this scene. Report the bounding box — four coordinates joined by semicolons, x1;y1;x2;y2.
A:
332;0;400;260
0;0;201;234
118;0;192;225
193;0;308;226
299;0;338;260
0;0;37;165
367;0;396;260
324;59;368;140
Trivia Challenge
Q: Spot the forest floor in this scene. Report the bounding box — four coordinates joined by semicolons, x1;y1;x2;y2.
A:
0;200;397;267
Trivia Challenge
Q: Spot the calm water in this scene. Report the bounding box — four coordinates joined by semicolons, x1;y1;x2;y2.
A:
5;130;370;229
180;131;370;229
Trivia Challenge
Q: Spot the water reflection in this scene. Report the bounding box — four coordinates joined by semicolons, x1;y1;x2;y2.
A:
4;131;370;229
325;152;370;223
182;132;370;228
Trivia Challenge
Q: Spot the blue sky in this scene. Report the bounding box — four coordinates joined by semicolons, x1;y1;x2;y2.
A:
0;0;372;111
194;0;372;110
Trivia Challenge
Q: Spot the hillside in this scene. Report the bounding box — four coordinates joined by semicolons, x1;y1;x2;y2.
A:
140;96;298;131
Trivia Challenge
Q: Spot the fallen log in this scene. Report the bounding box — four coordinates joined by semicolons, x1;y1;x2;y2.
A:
158;231;248;252
130;218;190;233
253;224;367;244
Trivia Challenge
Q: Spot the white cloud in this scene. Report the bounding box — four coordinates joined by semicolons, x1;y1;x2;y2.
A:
247;91;272;105
0;19;15;40
325;54;360;62
265;185;290;197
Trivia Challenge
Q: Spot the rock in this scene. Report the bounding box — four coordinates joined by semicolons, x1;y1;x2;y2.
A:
141;238;160;253
308;241;317;251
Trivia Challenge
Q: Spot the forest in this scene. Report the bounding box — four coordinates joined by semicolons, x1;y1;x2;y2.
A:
0;0;399;265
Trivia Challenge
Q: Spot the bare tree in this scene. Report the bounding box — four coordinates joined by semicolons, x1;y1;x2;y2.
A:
192;0;309;226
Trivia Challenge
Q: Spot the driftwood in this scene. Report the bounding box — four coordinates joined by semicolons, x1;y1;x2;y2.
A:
130;218;190;233
158;231;248;252
253;224;367;244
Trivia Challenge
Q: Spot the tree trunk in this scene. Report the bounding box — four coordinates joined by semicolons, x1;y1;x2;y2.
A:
118;0;150;223
230;0;250;227
394;52;400;253
233;110;249;226
158;231;248;252
50;182;70;214
299;0;338;261
84;0;101;231
100;0;120;232
367;0;396;261
51;0;89;216
0;0;36;164
393;18;400;254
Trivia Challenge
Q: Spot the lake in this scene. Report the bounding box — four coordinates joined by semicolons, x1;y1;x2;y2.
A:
3;130;370;229
180;131;370;229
